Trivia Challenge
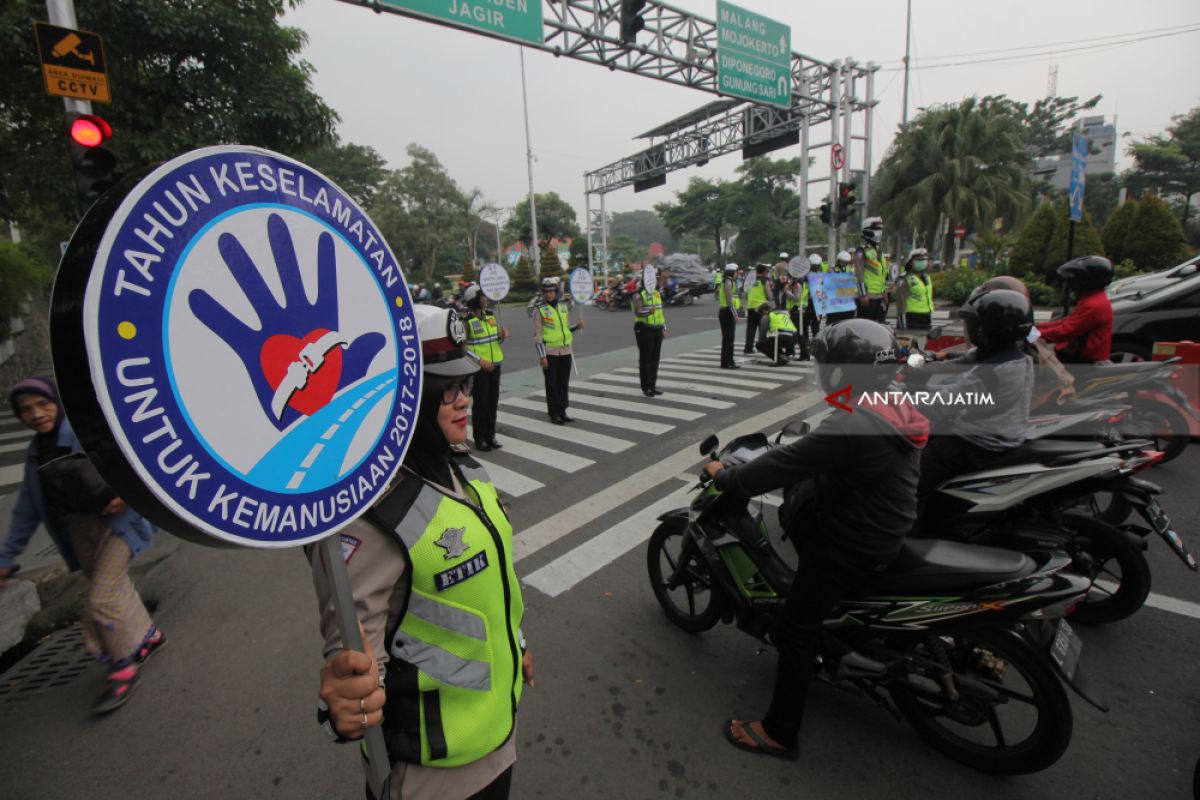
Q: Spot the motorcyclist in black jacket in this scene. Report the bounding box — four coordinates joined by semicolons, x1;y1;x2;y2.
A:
704;320;929;760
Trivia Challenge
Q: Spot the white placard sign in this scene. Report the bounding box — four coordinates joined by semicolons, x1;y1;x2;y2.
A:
742;270;757;297
568;267;594;302
787;255;811;280
479;262;510;301
642;265;657;291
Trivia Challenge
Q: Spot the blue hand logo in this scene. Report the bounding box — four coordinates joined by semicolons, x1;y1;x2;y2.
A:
189;213;386;430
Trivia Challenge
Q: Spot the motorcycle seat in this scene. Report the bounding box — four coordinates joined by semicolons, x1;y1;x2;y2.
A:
984;438;1108;469
869;538;1036;594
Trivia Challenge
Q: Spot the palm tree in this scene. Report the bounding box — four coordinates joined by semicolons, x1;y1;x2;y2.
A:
873;98;1032;263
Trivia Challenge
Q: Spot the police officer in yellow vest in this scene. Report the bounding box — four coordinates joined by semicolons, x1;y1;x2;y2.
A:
312;304;532;800
717;263;743;369
743;264;771;354
755;302;800;366
894;248;935;330
854;217;889;323
463;284;507;451
531;276;584;425
632;270;668;397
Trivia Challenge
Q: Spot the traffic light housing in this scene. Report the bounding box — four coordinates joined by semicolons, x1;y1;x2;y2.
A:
67;112;118;209
619;0;647;43
836;181;856;224
819;201;832;225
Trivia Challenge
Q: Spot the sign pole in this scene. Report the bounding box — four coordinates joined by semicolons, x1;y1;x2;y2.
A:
320;536;392;799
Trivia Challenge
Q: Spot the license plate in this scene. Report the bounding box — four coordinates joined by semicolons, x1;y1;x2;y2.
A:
1049;619;1082;681
1144;498;1171;533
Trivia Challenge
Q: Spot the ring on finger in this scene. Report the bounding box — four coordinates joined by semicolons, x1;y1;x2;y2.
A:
358;697;364;714
361;713;368;730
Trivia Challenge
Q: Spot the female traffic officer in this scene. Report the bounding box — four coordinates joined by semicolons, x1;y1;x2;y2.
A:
894;248;934;330
311;305;533;800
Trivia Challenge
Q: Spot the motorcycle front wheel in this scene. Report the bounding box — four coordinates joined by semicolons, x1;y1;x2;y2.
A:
889;627;1073;775
646;521;722;633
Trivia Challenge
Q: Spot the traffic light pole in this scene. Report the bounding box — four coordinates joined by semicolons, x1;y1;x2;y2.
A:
46;0;90;116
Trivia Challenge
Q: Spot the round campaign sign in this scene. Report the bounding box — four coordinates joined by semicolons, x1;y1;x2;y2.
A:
479;262;510;302
742;270;757;296
787;255;811;279
568;267;594;302
642;265;657;291
51;146;421;548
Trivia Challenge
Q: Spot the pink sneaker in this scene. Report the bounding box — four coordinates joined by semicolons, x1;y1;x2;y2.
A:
136;629;167;666
92;664;140;714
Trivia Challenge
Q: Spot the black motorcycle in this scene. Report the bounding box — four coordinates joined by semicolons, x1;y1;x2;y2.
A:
646;427;1105;775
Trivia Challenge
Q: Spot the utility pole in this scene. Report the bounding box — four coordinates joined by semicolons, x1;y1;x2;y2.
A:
519;47;540;272
901;0;912;127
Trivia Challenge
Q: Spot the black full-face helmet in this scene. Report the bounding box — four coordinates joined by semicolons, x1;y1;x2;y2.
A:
810;319;900;393
1057;255;1113;293
960;287;1034;355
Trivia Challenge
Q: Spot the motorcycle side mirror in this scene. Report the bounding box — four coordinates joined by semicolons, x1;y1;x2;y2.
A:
776;419;810;443
928;325;943;339
699;435;719;456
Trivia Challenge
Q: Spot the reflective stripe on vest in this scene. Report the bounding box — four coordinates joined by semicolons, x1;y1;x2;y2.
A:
905;274;933;313
747;280;768;309
768;312;798;334
538;302;572;348
377;469;524;767
634;290;665;327
863;248;887;294
465;315;504;363
716;276;741;310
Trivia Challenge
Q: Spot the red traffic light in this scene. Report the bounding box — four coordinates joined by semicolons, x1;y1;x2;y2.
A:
69;115;112;148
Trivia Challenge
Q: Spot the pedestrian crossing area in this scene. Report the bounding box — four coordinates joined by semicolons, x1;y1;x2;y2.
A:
471;346;813;498
0;412;28;495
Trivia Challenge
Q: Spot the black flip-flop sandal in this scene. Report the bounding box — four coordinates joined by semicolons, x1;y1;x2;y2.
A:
722;719;800;761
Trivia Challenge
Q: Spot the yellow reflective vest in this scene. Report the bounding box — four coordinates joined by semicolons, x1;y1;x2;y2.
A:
716;275;741;311
633;289;665;328
368;458;525;768
536;301;572;348
465;313;504;364
904;274;933;314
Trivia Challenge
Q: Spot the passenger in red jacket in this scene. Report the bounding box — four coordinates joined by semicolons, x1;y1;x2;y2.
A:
1037;256;1114;363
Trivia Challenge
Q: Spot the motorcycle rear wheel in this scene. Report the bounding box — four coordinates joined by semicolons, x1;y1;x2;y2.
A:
1061;511;1151;625
1125;398;1189;464
646;521;722;633
890;628;1072;775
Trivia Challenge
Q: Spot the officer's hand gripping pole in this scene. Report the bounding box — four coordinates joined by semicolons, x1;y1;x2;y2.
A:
320;535;391;799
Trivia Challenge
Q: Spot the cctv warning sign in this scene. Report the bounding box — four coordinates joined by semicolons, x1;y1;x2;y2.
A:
34;22;110;103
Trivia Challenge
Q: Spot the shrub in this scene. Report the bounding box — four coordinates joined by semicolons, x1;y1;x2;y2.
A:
0;241;53;340
1023;279;1060;307
1101;200;1137;265
1123;194;1192;269
539;247;564;280
1009;202;1057;278
930;268;987;305
511;255;537;294
1043;198;1104;284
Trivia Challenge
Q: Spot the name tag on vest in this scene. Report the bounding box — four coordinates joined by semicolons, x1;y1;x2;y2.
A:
434;551;490;591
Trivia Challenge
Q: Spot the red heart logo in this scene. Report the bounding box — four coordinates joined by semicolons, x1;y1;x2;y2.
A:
260;329;343;417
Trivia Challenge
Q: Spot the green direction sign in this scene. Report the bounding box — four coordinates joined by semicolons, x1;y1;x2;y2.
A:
377;0;544;47
716;1;791;109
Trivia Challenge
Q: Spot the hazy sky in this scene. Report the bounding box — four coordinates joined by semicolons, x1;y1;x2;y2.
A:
285;0;1200;227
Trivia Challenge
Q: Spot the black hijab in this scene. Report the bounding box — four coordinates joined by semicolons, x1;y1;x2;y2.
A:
402;374;455;488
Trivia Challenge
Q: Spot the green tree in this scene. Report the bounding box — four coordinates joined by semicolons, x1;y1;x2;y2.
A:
0;0;338;232
1008;202;1058;278
1124;106;1200;227
654;178;739;260
1082;172;1121;227
1101;199;1138;266
610;210;674;251
0;240;53;339
300;140;388;208
371;144;466;283
873;97;1032;264
979;94;1103;158
730;156;802;264
511;255;536;295
539;246;563;280
1122;194;1192;269
1044;198;1105;283
973;229;1015;274
607;234;644;264
503;193;581;250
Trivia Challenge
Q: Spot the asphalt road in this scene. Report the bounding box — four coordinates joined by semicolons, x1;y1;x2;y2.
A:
1;297;1197;800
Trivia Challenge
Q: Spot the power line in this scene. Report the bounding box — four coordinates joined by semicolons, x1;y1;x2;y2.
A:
876;21;1200;66
879;26;1200;72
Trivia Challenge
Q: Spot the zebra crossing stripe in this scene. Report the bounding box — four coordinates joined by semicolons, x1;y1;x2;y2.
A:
483;435;594;473
657;361;805;384
670;353;813;375
491;410;636;452
569;381;734;409
621;366;782;390
0;441;28;455
0;463;24;488
521;480;695;598
499;397;674;435
587;373;758;398
472;457;545;497
539;392;705;421
0;430;31;443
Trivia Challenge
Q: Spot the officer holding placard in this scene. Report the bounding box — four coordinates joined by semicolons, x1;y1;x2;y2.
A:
463;284;507;451
531;276;584;424
632;265;667;396
743;264;770;354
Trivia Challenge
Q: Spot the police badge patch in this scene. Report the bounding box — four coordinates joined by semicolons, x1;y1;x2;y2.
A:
434;527;470;559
